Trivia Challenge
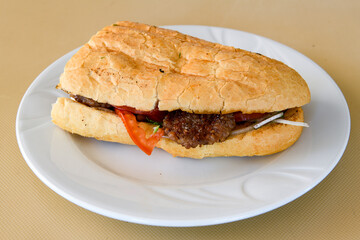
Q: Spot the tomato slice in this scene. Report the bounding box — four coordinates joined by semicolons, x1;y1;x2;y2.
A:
115;109;164;155
115;105;167;122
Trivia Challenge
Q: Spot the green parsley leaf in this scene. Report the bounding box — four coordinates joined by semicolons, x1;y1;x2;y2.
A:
113;24;119;26
153;125;160;133
146;117;162;127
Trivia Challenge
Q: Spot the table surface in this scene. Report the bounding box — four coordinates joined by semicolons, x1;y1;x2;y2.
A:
2;0;359;239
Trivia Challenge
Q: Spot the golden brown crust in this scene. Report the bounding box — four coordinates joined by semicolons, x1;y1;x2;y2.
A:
51;97;134;145
51;97;305;159
58;21;310;114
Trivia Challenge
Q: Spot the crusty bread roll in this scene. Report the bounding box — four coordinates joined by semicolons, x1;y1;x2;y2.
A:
58;21;310;114
52;97;304;159
52;21;311;158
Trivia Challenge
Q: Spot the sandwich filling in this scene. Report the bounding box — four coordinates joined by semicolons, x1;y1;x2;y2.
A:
70;94;307;154
163;111;236;149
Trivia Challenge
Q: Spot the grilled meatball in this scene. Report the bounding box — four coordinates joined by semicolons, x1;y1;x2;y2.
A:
163;111;236;149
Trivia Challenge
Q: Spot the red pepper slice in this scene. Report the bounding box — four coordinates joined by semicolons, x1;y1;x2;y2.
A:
115;109;164;155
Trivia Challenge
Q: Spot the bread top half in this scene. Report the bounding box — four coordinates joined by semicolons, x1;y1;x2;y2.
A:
58;21;310;114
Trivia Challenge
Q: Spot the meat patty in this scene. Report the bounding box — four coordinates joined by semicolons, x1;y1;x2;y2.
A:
71;94;113;109
163;111;236;149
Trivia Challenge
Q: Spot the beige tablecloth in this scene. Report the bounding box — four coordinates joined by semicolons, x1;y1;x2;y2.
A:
1;0;359;239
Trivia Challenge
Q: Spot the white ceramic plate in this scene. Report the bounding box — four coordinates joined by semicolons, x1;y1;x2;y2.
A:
16;25;350;227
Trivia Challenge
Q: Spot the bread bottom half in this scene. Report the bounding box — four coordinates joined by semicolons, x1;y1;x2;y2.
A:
51;97;305;159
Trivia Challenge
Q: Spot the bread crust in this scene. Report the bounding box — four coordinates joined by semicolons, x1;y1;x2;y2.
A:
51;97;305;159
58;21;310;114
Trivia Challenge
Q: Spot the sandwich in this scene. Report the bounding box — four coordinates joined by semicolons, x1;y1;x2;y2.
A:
51;21;311;159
